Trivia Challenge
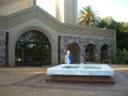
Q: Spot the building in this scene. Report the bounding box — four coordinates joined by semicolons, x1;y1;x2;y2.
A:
0;0;116;66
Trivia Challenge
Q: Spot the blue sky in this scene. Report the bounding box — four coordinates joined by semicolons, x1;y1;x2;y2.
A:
37;0;128;22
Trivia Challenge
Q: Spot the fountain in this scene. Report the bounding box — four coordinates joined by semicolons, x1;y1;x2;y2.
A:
46;64;114;84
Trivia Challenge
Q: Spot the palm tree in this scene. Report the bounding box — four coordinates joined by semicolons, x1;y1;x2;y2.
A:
79;6;99;27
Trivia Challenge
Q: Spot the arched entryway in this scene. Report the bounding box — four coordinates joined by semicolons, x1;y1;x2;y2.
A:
67;43;80;63
85;44;96;62
100;44;109;61
15;30;51;66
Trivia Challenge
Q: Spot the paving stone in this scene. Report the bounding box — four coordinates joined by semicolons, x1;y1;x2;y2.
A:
0;65;128;96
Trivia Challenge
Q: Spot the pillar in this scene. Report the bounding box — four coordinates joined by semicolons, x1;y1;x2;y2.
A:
55;0;78;24
64;0;78;24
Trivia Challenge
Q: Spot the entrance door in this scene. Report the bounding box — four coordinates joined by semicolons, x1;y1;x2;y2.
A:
15;30;51;66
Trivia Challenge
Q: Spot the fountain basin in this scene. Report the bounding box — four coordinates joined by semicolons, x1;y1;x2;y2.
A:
47;64;114;77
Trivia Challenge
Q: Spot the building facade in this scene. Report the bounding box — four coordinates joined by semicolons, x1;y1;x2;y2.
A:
0;0;116;66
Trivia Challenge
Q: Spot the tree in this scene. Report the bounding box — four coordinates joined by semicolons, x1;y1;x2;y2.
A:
119;22;128;32
97;16;118;29
97;17;128;50
116;22;128;50
79;6;99;27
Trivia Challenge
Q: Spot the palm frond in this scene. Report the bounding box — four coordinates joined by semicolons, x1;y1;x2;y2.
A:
79;6;99;27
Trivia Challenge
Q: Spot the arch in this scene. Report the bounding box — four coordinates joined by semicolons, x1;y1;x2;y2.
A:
67;42;80;63
85;44;96;62
100;44;109;61
14;26;55;48
15;30;51;66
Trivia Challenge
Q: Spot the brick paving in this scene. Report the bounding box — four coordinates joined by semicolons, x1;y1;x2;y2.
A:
0;65;128;96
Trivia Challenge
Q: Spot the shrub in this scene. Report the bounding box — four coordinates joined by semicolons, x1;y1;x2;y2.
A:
116;50;128;64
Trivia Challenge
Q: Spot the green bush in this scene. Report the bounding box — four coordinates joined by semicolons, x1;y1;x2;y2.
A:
116;50;128;64
125;53;128;64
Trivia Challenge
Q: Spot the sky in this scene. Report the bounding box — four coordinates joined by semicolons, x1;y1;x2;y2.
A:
37;0;128;22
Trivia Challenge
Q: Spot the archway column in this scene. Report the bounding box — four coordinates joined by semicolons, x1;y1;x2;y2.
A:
8;33;15;66
95;45;101;63
85;44;96;62
79;43;87;63
108;45;113;60
0;31;7;66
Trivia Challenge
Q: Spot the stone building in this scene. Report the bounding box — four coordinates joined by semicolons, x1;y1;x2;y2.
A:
0;0;116;66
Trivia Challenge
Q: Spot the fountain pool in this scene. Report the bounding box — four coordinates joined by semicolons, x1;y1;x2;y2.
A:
47;64;114;76
46;64;114;84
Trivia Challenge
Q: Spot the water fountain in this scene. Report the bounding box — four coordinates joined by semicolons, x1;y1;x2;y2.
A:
46;64;114;84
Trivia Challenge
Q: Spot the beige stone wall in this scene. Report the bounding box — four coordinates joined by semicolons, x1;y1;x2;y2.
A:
7;6;61;31
0;0;34;16
0;16;8;29
1;6;61;66
58;24;116;39
7;19;58;66
0;6;116;66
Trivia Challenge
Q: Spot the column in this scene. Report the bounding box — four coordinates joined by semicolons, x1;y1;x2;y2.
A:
55;0;64;22
27;0;36;7
64;0;78;24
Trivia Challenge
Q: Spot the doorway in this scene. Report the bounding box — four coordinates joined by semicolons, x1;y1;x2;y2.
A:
15;30;51;66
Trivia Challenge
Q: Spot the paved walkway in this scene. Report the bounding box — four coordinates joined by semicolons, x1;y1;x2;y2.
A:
0;65;128;96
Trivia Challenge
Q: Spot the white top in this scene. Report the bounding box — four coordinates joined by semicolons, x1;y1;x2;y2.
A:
47;64;114;77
